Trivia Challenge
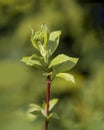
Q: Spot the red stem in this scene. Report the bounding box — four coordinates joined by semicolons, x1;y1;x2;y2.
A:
44;75;51;130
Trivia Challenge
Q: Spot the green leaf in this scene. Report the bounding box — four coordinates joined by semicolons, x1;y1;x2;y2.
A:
42;101;46;110
28;104;41;116
21;56;41;67
49;98;59;111
56;73;75;83
28;104;46;118
47;31;61;56
21;54;45;69
31;30;40;51
26;111;37;121
28;104;41;112
26;104;41;120
38;43;46;57
30;111;42;116
42;98;59;112
40;107;46;118
49;54;79;73
41;23;48;47
48;112;59;120
31;25;48;53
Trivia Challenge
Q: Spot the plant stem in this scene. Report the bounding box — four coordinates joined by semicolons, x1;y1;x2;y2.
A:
44;75;51;130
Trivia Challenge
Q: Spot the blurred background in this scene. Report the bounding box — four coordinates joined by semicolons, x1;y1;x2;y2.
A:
0;0;104;130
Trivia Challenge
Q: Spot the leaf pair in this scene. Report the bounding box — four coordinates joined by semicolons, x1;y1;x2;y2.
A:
27;98;59;121
49;54;78;82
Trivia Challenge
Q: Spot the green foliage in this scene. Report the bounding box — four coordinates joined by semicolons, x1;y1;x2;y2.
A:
42;98;59;112
49;98;59;111
21;24;78;82
21;24;78;124
21;55;42;68
47;31;61;56
28;103;46;118
56;73;75;83
21;54;46;70
49;54;78;74
27;98;59;120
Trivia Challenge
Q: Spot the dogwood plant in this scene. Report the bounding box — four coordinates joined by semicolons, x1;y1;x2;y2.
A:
21;24;78;130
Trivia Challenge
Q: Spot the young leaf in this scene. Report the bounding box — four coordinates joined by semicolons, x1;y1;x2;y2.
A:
42;98;59;112
48;112;59;120
21;54;46;69
28;104;41;116
30;108;46;119
26;113;36;121
42;101;46;110
28;104;41;112
47;31;61;56
49;98;59;111
29;110;42;117
41;23;48;47
31;30;44;50
28;104;46;118
38;43;46;57
43;31;47;48
49;54;79;73
56;73;75;83
41;108;47;118
21;56;41;67
31;31;40;51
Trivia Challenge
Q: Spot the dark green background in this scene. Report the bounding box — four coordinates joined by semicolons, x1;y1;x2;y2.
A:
0;0;104;130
